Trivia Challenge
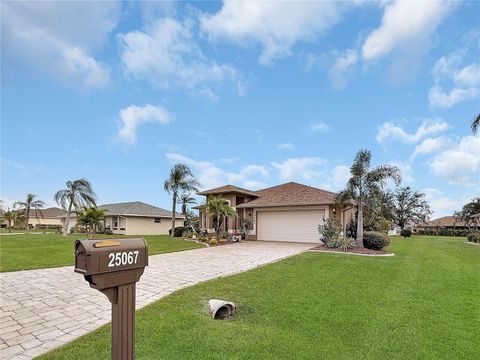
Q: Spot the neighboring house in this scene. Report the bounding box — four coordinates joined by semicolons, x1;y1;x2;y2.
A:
415;216;468;231
59;201;184;235
195;182;355;243
14;207;66;228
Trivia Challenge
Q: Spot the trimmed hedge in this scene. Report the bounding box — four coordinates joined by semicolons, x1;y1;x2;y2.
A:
467;232;480;243
363;231;390;250
415;228;472;237
169;226;189;237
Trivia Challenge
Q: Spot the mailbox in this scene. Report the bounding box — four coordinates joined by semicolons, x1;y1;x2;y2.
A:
75;238;148;360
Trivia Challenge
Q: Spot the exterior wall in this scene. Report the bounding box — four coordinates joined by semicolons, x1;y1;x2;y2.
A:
27;217;63;226
60;217;77;233
125;216;184;235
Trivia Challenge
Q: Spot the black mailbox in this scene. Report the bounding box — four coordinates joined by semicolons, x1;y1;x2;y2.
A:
74;238;148;360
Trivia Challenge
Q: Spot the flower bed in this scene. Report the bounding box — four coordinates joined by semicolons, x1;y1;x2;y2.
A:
310;244;393;256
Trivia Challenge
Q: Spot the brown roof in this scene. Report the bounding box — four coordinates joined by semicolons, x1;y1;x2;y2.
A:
236;182;337;208
419;216;467;227
29;207;67;218
197;185;259;197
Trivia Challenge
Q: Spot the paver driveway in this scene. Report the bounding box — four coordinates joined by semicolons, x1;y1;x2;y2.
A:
0;241;312;359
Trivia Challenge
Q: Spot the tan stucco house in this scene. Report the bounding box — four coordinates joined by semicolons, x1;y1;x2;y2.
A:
59;201;184;235
14;207;66;228
196;182;355;243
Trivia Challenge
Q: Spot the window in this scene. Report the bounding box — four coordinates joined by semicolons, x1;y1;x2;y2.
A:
113;220;118;228
154;218;161;223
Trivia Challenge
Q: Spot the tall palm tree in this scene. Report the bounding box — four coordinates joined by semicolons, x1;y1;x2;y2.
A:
177;193;197;215
472;113;480;134
14;194;45;231
205;195;237;239
336;149;401;247
54;179;97;236
164;164;200;237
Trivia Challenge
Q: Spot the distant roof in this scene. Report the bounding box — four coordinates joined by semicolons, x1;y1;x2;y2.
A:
236;182;338;208
197;185;259;197
58;202;183;219
28;207;67;218
98;202;184;218
419;216;467;227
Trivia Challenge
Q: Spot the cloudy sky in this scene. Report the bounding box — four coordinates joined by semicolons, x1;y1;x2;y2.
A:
1;0;479;217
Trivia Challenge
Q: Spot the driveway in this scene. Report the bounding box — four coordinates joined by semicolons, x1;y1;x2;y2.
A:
0;241;312;359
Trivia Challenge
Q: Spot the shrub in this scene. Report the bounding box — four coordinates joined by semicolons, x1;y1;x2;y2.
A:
467;232;480;243
183;231;195;239
319;217;341;248
336;237;356;252
199;236;208;242
400;228;412;238
169;226;189;237
209;238;218;246
217;229;229;240
363;231;390;250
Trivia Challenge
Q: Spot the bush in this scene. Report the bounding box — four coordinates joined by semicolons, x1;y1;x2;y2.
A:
319;217;341;248
209;238;218;246
169;226;189;237
400;228;412;238
363;231;390;250
467;232;480;243
183;231;195;239
336;237;356;252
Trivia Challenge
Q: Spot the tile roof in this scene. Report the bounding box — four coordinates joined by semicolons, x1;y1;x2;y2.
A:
236;182;337;208
197;185;259;197
419;216;467;227
28;207;67;218
98;202;184;218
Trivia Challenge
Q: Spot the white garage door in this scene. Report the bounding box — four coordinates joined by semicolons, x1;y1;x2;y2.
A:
257;209;325;243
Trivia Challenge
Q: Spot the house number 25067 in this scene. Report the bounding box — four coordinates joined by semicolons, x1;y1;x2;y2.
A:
108;251;139;267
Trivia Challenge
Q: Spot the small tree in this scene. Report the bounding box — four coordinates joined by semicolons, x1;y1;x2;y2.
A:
336;150;401;247
77;208;106;238
205;195;237;239
164;164;200;237
55;179;97;236
319;217;342;248
3;209;17;232
456;198;480;230
14;194;45;231
391;186;432;230
241;218;252;239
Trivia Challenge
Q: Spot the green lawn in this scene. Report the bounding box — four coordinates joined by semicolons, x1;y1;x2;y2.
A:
0;233;203;272
37;236;479;360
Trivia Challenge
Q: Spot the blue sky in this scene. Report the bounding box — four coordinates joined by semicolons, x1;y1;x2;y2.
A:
1;0;479;217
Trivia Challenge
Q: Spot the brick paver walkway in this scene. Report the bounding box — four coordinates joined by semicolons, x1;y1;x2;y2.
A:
0;241;312;359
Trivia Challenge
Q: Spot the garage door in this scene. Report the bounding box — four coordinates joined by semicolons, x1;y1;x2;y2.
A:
257;210;325;243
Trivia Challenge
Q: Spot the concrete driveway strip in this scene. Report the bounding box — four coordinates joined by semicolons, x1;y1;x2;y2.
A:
0;241;312;359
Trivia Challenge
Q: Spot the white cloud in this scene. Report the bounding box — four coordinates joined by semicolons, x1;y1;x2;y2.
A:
118;104;174;144
2;1;117;89
272;157;325;181
118;18;243;98
430;136;480;185
165;153;269;190
412;137;450;158
329;49;358;90
309;122;330;132
200;1;347;65
376;120;449;145
362;0;451;61
423;188;475;218
277;143;295;150
428;52;480;108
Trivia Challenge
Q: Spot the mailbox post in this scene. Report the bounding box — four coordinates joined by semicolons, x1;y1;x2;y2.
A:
74;238;148;360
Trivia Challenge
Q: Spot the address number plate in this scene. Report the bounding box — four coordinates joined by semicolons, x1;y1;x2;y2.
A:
108;251;139;267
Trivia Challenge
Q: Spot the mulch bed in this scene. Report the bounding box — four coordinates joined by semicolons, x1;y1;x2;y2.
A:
310;244;393;256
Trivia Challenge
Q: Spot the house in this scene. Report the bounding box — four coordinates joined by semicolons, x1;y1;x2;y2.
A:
59;201;184;235
195;182;355;243
14;207;66;228
415;216;469;231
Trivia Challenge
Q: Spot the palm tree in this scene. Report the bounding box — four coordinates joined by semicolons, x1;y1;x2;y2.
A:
164;164;200;237
205;195;237;239
336;150;401;247
3;209;17;232
14;194;45;231
177;193;197;215
77;207;106;238
472;113;480;134
54;179;97;236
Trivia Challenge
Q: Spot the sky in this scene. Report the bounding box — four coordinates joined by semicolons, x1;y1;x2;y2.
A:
1;0;479;218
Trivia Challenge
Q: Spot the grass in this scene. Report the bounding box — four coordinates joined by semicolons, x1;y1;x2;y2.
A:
38;236;479;360
0;233;203;272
